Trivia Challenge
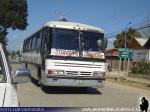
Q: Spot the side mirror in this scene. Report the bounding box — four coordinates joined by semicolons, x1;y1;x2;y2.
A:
102;38;108;51
97;39;102;49
14;68;31;84
97;38;108;51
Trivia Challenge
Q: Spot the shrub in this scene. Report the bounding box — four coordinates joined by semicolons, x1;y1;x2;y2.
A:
131;62;150;74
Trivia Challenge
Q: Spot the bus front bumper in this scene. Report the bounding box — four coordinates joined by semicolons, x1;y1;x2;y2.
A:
42;76;105;88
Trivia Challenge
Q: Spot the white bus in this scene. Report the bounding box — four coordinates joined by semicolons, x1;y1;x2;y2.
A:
22;20;107;89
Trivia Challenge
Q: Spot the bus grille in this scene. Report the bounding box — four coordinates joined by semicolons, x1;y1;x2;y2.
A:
66;71;92;76
54;62;102;69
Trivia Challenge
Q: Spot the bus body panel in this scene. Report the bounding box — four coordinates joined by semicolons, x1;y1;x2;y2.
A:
45;59;106;73
40;59;105;87
42;77;104;88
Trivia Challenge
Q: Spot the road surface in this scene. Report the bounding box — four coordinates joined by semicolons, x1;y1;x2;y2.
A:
12;63;150;111
16;81;150;108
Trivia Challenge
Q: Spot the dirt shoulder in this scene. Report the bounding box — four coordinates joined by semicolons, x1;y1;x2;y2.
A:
105;73;150;91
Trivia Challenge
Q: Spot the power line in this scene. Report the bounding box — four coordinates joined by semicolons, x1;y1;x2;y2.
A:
136;25;150;31
105;20;149;37
105;25;150;38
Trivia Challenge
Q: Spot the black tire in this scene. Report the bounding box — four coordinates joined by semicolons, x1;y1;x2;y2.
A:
41;84;48;92
37;67;42;87
31;77;40;86
31;77;36;83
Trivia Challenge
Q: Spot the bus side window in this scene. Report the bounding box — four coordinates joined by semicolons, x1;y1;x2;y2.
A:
47;29;52;51
35;32;42;52
28;38;32;51
42;28;50;54
41;29;45;52
23;40;26;51
26;40;29;51
24;41;26;51
32;36;36;50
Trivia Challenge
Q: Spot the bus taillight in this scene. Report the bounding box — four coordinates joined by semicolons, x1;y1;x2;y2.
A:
48;69;53;76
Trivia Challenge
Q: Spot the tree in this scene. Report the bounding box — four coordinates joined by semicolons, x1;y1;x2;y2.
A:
113;28;141;48
0;0;28;45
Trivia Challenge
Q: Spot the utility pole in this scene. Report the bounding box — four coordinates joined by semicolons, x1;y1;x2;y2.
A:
124;28;127;49
122;28;127;70
125;22;132;77
124;22;132;49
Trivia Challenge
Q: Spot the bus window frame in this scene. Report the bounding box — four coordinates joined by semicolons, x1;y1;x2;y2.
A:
41;27;51;55
22;26;52;53
34;31;42;52
31;36;36;50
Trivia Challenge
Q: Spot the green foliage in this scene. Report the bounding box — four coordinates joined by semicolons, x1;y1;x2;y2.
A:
0;0;28;30
131;62;150;74
113;28;141;48
0;0;28;45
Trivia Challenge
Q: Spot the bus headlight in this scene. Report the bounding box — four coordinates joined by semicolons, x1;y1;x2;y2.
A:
47;69;65;76
93;71;105;77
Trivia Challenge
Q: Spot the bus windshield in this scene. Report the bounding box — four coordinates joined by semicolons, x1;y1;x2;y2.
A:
80;31;104;51
52;28;79;50
52;28;104;52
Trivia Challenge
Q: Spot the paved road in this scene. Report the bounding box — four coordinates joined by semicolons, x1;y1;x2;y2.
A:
16;81;150;108
11;63;150;111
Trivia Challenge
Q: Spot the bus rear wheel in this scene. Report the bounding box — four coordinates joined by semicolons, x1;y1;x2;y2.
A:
37;67;42;86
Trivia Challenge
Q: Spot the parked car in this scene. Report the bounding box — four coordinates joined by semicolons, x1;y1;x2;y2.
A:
0;43;31;107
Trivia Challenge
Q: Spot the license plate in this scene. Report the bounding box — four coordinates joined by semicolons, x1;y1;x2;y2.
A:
76;80;84;84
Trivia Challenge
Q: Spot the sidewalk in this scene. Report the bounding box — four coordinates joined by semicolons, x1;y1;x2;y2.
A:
105;71;150;85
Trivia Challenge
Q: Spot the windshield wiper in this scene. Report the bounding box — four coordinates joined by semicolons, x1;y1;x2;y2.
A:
64;50;79;59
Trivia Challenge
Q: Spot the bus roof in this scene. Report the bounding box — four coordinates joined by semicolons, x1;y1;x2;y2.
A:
24;21;104;42
44;21;104;33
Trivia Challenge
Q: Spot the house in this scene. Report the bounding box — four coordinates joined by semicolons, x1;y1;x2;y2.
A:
128;37;147;50
128;37;150;62
105;48;119;58
144;37;150;49
105;48;119;70
105;37;150;70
